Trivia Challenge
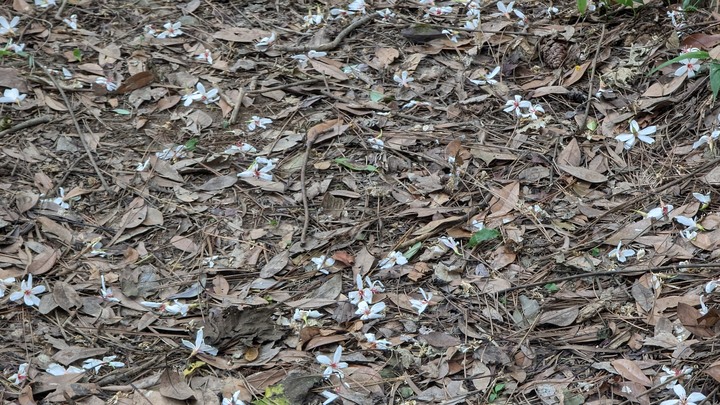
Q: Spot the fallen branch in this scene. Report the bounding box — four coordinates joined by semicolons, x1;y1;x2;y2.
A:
275;14;377;53
0;115;52;137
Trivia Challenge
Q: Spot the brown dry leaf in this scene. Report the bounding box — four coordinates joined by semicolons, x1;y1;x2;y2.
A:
539;306;578;327
52;281;82;311
309;60;349;81
198;175;237;191
36;217;74;244
562;62;590;87
611;359;653;387
705;359;720;382
677;302;717;338
116;71;155;94
556;138;582;166
488;181;519;218
158;369;195;401
260;250;290;278
27;247;58;275
557;164;608;183
417;332;461;348
212;275;230;296
213;27;269;42
170;235;199;254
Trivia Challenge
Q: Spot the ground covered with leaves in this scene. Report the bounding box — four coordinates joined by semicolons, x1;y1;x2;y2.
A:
3;0;720;404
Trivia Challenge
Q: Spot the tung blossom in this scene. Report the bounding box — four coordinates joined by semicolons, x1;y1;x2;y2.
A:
0;16;20;36
0;277;15;298
469;66;501;86
646;204;673;220
608;241;635;263
365;333;391;350
222;391;246;405
182;82;219;106
615;119;656;150
393;70;414;87
659;384;705;405
504;95;531;116
255;32;276;51
195;49;212;64
157;21;182;38
0;88;26;104
82;356;125;373
348;274;373;304
378;251;407;269
237;157;275;181
356;301;386;320
316;346;348;378
46;363;84;376
100;275;119;302
9;274;46;307
410;288;432;314
9;363;28;385
311;255;335;274
247;116;272;131
63;15;78;30
182;327;218;357
140;299;190;316
675;58;701;78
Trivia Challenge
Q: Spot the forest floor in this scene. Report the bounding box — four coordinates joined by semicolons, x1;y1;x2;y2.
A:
2;0;720;404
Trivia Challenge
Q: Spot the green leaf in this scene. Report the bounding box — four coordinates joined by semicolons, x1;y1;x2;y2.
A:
334;157;377;172
404;242;422;260
184;138;199;151
577;0;587;13
72;48;82;62
590;247;601;257
614;0;633;6
369;90;384;102
467;228;500;249
112;109;131;115
711;62;720;102
649;51;710;75
544;283;560;293
494;383;506;393
586;119;598;131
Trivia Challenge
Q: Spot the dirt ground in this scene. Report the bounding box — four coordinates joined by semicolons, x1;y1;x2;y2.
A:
2;0;720;404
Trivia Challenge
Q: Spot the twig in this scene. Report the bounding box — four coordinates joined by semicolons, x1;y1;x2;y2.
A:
575;24;605;135
299;140;312;245
275;14;377;53
246;79;319;95
36;62;113;194
496;262;720;294
229;77;256;125
54;0;67;20
0;115;52;137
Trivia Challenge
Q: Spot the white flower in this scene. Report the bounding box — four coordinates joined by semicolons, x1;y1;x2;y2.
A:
675;215;705;232
659;384;705;405
222;390;246;405
155;145;186;160
135;159;150;171
497;1;525;20
402;100;431;110
377;8;395;20
89;240;107;257
693;192;711;208
144;25;156;36
141;299;189;316
706;279;720;294
157;21;182;38
646;204;673;220
0;277;14;298
100;275;119;302
255;32;276;50
46;363;84;376
469;66;501;86
293;308;322;322
680;228;697;240
34;0;57;7
9;274;46;307
693;130;720;150
425;6;453;17
316;346;348;379
439;236;460;255
615;119;656;150
367;137;384;150
378;251;407;269
365;333;391;350
465;18;480;30
63;15;77;30
348;0;366;13
441;29;459;43
410;288;432;314
182;327;218;357
608;241;635;263
0;88;26;104
182;82;219;106
547;6;559;16
224;142;257;154
82;356;125;373
0;16;20;35
472;219;485;231
330;8;354;19
321;390;340;404
247;116;272;131
504;95;531;116
311;255;335;274
365;276;384;295
675;58;701;78
394;70;414;88
466;1;481;16
5;41;24;53
356;301;386;320
303;13;323;27
523;104;545;120
202;255;218;268
95;76;118;92
348;274;373;304
195;49;212;64
238;157;275;181
699;295;709;316
9;363;28;385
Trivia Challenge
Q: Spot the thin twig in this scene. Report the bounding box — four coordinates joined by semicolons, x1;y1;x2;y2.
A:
36;62;113;194
575;24;605;135
0;115;52;137
275;14;377;53
299;140;312;245
54;0;67;20
229;77;256;125
496;263;720;294
246;79;319;95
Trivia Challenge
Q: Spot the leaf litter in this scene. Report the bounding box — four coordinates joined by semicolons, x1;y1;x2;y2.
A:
2;0;720;404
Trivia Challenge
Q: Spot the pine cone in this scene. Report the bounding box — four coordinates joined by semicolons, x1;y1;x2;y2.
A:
542;41;568;69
